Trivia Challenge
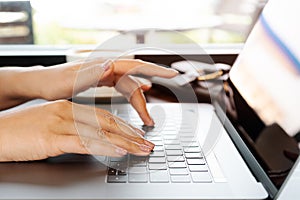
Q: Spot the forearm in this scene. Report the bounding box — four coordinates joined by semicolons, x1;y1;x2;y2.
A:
0;66;44;110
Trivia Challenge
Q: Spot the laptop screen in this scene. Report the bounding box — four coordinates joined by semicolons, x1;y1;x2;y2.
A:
228;0;300;189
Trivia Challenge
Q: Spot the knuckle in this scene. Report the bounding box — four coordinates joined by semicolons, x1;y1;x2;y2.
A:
81;137;91;149
101;130;111;140
107;115;118;130
127;141;139;151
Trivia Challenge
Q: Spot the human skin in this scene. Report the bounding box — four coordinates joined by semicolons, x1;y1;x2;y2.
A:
0;59;178;161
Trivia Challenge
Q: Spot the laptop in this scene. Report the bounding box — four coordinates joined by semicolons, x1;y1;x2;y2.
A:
0;0;299;199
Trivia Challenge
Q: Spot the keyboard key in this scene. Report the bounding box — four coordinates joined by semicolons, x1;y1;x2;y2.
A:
153;145;164;152
163;130;178;135
163;135;179;140
184;147;201;153
186;158;206;165
110;156;128;162
149;157;166;163
150;151;165;157
147;136;163;141
167;156;185;162
181;141;199;147
165;145;182;150
110;162;127;171
191;172;212;183
149;170;169;183
152;141;164;146
128;166;147;174
188;165;208;172
107;175;127;183
164;140;180;145
179;129;194;133
171;175;191;183
149;163;167;170
163;127;178;131
168;162;186;168
179;134;195;137
166;150;183;156
107;167;117;175
180;137;197;142
129;161;147;167
117;170;127;176
129;155;148;161
129;156;148;166
169;168;189;175
146;132;159;136
185;152;203;159
128;173;148;183
130;121;143;126
164;122;176;127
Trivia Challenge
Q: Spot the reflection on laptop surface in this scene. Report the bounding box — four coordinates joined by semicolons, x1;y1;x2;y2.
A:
0;0;299;199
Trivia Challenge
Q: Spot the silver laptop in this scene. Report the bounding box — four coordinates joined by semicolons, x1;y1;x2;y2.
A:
1;0;300;199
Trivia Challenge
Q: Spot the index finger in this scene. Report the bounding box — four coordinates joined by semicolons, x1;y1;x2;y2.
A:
112;59;178;78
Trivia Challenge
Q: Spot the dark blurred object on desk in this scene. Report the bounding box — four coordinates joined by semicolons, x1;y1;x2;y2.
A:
0;0;34;44
145;60;231;104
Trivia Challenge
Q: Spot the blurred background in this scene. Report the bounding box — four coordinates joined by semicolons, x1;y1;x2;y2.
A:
0;0;267;46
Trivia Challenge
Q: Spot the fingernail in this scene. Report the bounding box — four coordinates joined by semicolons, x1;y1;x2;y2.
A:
115;147;127;156
139;144;152;152
144;140;155;148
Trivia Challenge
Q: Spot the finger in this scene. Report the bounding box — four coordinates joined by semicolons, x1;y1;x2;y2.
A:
72;122;104;139
70;103;154;147
114;75;154;126
131;126;146;136
75;121;153;148
54;134;128;157
51;100;147;140
101;117;154;148
54;113;153;151
97;109;146;137
103;130;153;156
112;59;178;78
103;113;147;137
131;76;152;92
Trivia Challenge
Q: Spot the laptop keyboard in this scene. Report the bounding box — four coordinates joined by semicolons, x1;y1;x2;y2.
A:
106;106;212;184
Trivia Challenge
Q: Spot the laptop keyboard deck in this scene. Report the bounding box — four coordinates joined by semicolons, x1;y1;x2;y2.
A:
106;106;212;184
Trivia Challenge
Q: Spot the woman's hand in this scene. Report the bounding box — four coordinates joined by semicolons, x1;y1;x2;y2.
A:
0;100;154;162
0;59;178;126
97;59;179;125
46;58;178;126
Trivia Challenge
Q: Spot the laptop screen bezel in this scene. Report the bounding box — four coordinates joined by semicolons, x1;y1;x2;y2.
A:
213;80;278;198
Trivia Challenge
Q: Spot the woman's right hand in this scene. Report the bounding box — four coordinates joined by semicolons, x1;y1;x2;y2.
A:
0;100;154;162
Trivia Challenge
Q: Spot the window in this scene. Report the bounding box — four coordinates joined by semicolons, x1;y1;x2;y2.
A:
0;0;267;45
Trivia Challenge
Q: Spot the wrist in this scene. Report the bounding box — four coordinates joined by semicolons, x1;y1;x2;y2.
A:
12;66;46;100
